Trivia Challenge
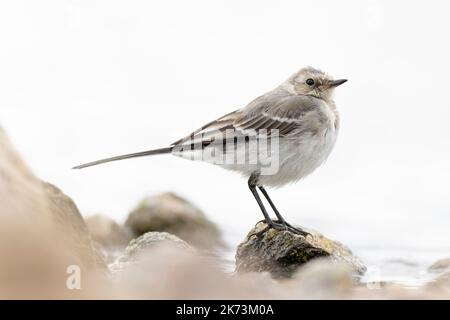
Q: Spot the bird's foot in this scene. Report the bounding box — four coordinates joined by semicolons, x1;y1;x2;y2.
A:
270;219;310;237
250;225;270;238
250;220;311;238
250;220;286;237
254;219;267;228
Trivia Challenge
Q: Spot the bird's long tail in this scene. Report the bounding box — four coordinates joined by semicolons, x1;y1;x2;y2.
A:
72;146;173;169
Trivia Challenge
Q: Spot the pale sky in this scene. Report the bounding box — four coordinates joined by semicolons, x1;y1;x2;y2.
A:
1;0;449;251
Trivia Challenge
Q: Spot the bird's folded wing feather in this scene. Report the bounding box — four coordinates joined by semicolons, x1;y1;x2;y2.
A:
234;93;320;136
171;93;322;148
170;109;240;147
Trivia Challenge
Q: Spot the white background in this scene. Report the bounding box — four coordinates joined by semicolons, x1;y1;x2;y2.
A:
1;1;449;255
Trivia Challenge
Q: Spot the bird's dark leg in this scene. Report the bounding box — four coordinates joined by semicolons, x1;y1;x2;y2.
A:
248;174;286;235
258;185;310;237
258;186;288;226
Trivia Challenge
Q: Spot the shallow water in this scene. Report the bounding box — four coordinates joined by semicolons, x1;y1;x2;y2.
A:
357;247;448;287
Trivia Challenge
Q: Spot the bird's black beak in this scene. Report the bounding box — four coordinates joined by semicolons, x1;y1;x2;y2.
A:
329;79;348;87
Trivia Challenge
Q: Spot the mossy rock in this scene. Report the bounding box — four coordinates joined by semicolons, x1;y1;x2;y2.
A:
235;222;366;279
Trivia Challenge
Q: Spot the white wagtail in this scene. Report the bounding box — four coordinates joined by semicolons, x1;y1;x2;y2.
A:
74;67;347;236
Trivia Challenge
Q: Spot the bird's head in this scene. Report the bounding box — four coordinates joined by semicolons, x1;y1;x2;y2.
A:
285;67;347;101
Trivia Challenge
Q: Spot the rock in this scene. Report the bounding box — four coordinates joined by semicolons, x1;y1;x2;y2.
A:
110;231;193;273
291;259;354;298
125;192;223;250
85;214;134;263
0;127;105;273
428;258;450;272
110;241;287;299
42;182;106;269
86;214;133;248
120;231;192;260
235;221;366;278
434;272;450;291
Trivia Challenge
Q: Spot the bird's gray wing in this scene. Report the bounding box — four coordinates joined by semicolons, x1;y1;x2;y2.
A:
170;109;241;148
233;93;324;137
171;93;324;152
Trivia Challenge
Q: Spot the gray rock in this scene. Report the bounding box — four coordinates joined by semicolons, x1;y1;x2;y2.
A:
428;258;450;272
292;259;354;297
235;222;366;278
115;231;192;264
86;214;133;248
125;192;223;250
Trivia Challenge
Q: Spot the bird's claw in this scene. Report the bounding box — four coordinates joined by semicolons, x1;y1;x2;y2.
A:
250;220;311;238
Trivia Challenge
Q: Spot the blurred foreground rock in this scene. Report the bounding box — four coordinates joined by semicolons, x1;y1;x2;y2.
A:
110;242;288;299
0;128;104;270
235;222;366;278
125;192;223;250
293;259;354;294
426;258;450;296
432;271;450;293
0;127;107;298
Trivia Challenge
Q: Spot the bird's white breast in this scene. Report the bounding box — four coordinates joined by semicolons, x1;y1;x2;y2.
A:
258;102;339;188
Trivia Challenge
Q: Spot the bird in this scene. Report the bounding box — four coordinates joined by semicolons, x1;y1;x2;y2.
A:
73;67;347;236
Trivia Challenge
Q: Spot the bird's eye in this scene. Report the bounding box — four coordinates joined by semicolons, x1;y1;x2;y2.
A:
306;78;315;86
